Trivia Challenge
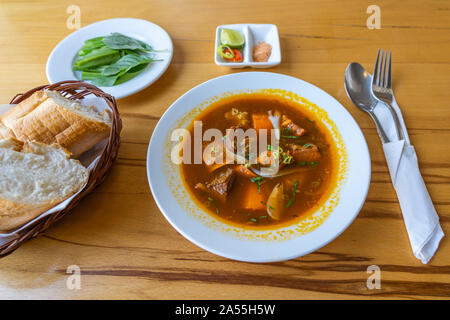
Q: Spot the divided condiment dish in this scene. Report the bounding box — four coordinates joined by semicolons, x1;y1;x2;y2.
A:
214;24;281;68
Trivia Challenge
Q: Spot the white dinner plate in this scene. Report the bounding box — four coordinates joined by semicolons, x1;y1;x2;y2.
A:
147;72;371;262
46;18;173;99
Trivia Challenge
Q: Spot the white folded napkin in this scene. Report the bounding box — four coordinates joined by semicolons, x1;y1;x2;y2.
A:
373;98;444;264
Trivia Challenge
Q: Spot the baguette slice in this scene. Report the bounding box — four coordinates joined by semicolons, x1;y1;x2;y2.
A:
1;90;111;157
0;138;89;231
0;122;14;140
0;137;23;151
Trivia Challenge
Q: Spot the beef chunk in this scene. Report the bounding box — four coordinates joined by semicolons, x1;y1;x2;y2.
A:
281;115;306;136
195;168;236;201
288;144;321;163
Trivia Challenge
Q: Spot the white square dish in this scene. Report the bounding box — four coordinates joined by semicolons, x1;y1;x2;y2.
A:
214;24;281;68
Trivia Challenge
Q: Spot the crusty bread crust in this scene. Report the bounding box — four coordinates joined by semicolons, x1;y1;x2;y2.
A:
0;199;56;231
1;90;48;123
0;90;111;158
0;137;23;151
0;123;15;140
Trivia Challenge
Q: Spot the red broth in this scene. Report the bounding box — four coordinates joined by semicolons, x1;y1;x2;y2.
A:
180;93;338;229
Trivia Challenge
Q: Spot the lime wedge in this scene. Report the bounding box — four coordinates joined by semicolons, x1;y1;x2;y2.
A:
220;28;245;48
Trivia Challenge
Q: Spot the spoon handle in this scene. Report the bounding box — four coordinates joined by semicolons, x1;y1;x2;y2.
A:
369;112;390;143
382;101;404;141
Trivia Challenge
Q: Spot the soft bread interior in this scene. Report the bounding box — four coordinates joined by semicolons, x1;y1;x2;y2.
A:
0;140;89;206
46;90;112;125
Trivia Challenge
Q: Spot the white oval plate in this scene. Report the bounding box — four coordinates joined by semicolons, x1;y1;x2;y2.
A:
46;18;173;99
147;72;370;262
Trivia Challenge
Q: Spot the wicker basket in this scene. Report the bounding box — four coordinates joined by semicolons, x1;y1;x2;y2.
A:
0;80;122;258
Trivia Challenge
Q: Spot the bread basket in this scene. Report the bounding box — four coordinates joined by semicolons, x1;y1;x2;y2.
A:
0;80;122;258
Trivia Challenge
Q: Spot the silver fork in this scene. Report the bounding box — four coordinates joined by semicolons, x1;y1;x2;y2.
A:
372;49;404;141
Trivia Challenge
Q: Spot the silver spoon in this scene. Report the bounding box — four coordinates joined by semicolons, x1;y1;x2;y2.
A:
344;62;390;143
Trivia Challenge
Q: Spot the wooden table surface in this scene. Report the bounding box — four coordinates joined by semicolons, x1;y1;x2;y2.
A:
0;0;449;300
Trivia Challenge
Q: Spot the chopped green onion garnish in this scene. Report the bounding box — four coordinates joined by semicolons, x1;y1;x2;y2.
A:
250;176;265;194
261;201;274;210
283;156;294;164
282;128;293;135
286;180;299;208
207;196;219;214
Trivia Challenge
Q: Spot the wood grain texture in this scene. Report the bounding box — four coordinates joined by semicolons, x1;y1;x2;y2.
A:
0;0;449;299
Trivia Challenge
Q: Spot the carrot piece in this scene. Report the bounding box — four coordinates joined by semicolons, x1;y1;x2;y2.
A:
235;165;257;178
241;184;266;210
252;114;273;131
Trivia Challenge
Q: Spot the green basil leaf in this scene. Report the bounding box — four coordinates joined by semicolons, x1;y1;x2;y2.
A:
77;37;105;56
73;46;120;70
81;63;149;87
115;63;149;85
102;32;153;52
101;53;152;76
85;76;118;87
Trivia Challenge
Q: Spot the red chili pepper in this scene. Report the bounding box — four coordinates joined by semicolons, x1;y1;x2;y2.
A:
231;49;243;62
218;45;235;60
220;47;243;62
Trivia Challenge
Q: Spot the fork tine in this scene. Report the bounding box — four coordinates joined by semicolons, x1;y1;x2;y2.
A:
386;51;392;89
380;49;386;87
373;49;381;86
